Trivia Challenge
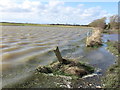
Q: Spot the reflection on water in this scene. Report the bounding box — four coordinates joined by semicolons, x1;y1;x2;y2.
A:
102;34;118;42
83;46;116;74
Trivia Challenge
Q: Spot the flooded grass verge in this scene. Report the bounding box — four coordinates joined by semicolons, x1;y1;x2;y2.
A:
106;41;119;57
102;41;120;89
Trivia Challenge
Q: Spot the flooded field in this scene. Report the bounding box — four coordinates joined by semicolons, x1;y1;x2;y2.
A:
0;26;117;88
1;26;91;70
1;26;91;87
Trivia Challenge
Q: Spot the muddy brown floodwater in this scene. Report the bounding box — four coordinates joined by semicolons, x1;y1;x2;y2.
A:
0;26;117;88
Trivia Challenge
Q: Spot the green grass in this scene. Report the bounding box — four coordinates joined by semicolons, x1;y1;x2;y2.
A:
0;22;56;27
102;41;120;89
106;41;119;56
0;22;91;28
102;64;120;89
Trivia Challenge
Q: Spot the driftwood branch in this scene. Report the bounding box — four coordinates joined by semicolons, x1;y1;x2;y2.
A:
54;46;63;63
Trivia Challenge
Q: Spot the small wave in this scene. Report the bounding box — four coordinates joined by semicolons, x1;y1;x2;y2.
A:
0;44;9;48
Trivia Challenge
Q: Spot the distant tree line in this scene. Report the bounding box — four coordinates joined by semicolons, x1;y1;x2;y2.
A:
1;22;90;27
49;24;89;27
88;15;119;30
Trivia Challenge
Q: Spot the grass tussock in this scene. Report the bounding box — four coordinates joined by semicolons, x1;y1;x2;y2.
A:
36;59;94;79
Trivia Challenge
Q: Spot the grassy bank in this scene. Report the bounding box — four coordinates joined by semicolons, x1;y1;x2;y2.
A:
102;41;120;89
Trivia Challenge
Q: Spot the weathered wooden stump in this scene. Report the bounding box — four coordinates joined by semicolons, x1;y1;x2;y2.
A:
54;46;63;63
54;46;71;64
36;46;94;77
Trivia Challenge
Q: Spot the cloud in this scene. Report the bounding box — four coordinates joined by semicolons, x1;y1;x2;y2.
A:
0;0;41;12
0;0;111;24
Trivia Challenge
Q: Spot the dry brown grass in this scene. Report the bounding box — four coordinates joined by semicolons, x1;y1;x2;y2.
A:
86;28;102;47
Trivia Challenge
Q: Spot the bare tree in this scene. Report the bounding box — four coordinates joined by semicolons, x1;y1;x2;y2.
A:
109;15;119;30
89;17;106;29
